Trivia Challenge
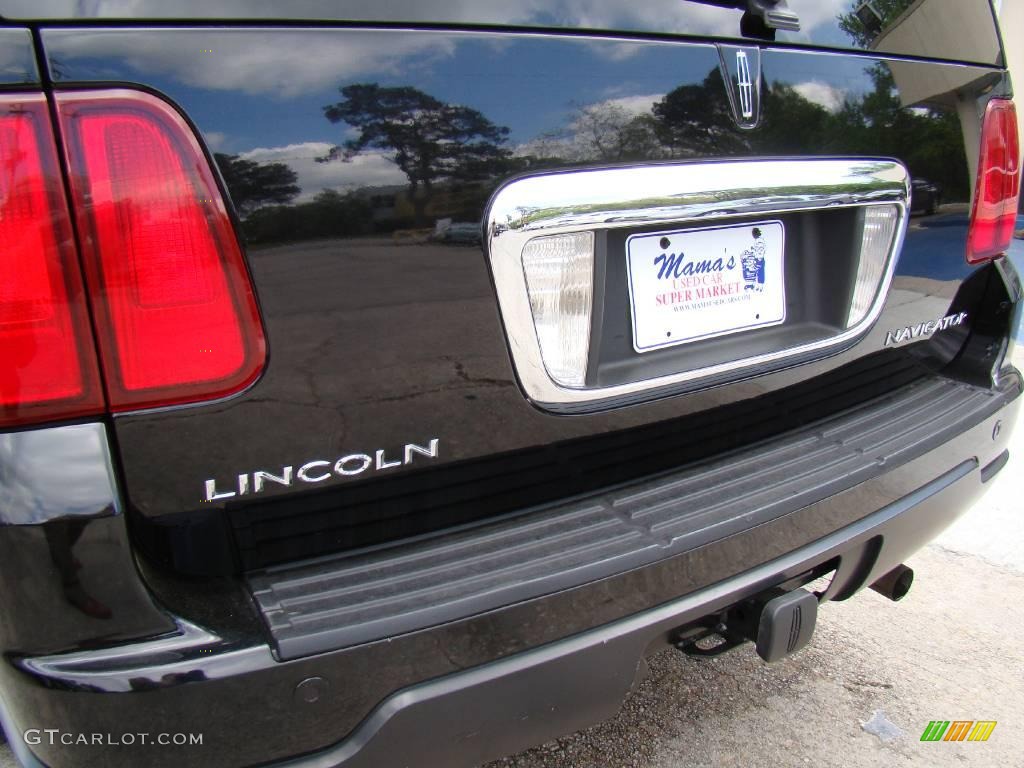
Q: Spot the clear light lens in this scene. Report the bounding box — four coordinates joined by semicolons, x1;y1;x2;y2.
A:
846;205;898;329
521;232;594;387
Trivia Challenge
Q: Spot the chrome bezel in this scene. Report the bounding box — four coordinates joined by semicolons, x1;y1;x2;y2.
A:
485;158;910;410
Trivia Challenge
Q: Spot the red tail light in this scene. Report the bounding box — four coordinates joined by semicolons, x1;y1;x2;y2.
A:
967;98;1020;264
0;95;104;427
56;90;266;410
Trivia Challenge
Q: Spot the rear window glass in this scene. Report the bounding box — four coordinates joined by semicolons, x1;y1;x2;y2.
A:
0;0;1003;66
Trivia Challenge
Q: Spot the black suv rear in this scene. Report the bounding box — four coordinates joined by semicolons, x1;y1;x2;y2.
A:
0;1;1020;766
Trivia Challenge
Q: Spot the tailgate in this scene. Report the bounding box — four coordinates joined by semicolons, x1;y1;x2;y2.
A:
27;8;1014;575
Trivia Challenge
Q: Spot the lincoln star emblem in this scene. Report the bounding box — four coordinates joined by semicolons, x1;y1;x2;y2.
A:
735;51;754;119
718;45;761;129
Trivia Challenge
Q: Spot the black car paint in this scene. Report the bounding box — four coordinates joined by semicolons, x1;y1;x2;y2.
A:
31;27;1007;577
911;178;942;214
0;4;1019;767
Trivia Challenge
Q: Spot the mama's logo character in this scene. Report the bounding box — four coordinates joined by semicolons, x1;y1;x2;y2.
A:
740;227;766;292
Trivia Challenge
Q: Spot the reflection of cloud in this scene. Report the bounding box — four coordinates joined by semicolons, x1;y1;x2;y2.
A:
788;0;850;34
241;142;405;201
552;1;741;37
34;0;848;34
41;2;857;95
53;30;456;97
46;0;549;22
204;131;228;150
593;93;662;117
793;81;847;112
515;91;664;161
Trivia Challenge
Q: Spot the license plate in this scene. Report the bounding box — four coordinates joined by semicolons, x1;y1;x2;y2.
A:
626;221;786;353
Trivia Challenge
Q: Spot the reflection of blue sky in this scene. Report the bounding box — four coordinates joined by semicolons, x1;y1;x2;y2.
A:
47;30;728;196
765;51;876;107
50;31;720;149
41;23;887;200
18;0;852;38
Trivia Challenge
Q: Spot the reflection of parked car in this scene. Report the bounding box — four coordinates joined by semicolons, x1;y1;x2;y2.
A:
441;222;483;245
910;177;942;214
433;217;482;245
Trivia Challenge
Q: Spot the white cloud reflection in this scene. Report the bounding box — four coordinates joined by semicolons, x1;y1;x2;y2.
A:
240;142;405;201
53;30;457;98
792;81;848;112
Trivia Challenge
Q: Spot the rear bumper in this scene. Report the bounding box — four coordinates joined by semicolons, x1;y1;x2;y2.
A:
275;457;983;768
1;373;1019;768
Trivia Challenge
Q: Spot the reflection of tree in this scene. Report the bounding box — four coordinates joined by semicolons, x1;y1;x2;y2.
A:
837;0;915;47
653;69;750;157
527;101;666;164
827;64;969;200
322;84;511;225
524;63;969;202
757;84;832;154
214;153;299;216
244;189;373;243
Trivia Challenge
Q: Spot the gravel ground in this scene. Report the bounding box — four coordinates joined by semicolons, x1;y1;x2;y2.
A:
486;542;1023;768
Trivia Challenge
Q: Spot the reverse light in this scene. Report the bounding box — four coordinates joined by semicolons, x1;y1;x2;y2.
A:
0;95;104;427
967;98;1020;264
521;232;594;387
846;204;899;329
56;90;266;411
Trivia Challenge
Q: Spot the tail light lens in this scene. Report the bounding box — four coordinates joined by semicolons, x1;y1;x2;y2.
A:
0;95;104;427
56;90;265;411
967;98;1020;264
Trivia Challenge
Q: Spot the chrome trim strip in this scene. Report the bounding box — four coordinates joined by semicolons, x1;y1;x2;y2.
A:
0;422;120;525
18;618;274;693
485;158;910;410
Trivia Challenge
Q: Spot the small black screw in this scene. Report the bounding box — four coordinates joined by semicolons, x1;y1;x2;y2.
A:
660;237;671;249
